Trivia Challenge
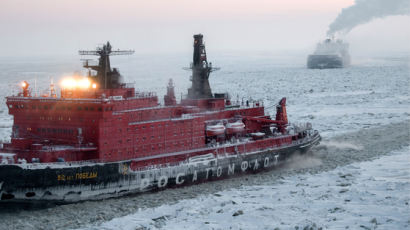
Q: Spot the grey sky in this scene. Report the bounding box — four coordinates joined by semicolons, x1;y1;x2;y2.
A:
0;0;409;57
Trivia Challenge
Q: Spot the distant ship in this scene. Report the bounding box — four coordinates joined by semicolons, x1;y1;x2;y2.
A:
307;38;350;69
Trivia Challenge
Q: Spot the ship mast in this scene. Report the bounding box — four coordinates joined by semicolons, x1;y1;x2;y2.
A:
187;34;219;99
79;42;134;89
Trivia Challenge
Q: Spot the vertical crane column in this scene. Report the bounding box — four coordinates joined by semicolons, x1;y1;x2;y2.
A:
187;34;219;99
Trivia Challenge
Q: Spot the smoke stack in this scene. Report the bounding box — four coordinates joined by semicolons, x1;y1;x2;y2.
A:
187;34;215;99
327;0;410;36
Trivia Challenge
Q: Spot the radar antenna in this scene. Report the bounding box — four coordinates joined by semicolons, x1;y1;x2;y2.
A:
79;42;134;89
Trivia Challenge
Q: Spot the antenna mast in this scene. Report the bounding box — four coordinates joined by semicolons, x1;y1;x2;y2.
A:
79;42;134;89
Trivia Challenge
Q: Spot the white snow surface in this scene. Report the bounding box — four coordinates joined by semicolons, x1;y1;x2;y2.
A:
83;147;410;230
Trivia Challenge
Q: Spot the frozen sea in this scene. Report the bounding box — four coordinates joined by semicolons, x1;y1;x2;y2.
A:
0;51;409;230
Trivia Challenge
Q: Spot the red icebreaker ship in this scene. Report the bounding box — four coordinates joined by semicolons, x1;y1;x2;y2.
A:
0;35;320;203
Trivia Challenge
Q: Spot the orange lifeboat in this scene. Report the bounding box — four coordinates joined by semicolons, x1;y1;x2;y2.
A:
226;121;245;135
206;124;225;136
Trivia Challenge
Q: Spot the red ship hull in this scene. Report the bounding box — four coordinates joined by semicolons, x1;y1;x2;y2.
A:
0;132;320;203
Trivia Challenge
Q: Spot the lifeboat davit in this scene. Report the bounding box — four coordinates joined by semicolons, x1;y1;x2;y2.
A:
206;124;225;136
226;121;245;134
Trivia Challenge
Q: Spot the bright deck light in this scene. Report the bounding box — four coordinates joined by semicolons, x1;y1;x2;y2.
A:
61;77;93;89
61;78;77;89
21;81;28;89
78;78;91;88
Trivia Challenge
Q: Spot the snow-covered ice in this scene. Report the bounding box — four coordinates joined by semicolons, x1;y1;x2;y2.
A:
86;147;410;230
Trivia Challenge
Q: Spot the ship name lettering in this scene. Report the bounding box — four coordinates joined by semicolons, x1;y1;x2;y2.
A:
176;173;185;185
227;164;235;175
253;159;259;170
158;176;168;188
205;168;212;179
216;166;222;177
192;170;198;182
57;174;66;181
75;172;98;180
241;161;248;172
140;178;150;190
274;155;279;165
264;157;269;167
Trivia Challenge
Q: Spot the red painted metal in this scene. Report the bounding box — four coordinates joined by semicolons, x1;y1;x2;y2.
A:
0;40;297;167
2;85;292;165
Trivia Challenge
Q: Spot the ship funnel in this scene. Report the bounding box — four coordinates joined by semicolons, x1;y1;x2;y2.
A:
187;34;220;100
